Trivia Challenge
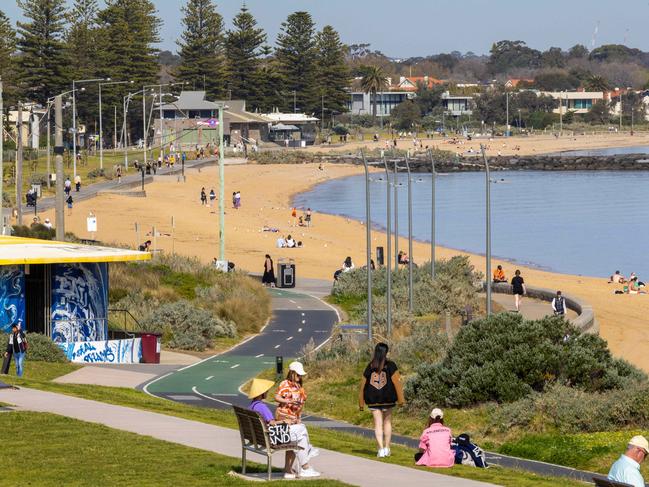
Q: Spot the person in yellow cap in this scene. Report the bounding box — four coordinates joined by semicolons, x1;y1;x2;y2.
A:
608;435;649;487
247;378;276;424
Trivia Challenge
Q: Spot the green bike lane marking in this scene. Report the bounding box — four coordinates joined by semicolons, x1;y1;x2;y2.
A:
146;355;282;396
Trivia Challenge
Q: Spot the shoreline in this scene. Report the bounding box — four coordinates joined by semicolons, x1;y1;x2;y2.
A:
44;161;649;373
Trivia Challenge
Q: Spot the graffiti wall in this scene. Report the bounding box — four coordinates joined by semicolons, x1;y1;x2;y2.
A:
51;263;108;343
58;338;142;364
0;266;25;333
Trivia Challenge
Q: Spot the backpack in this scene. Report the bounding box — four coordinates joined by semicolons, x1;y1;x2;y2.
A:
452;433;488;468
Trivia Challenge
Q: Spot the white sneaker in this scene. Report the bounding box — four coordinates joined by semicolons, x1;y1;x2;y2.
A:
384;447;391;457
284;472;296;480
377;447;386;458
300;468;321;478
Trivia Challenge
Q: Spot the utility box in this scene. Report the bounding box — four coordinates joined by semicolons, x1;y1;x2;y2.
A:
278;258;296;288
376;246;384;266
141;333;161;364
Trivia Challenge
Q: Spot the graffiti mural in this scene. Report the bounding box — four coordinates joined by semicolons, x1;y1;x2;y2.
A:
0;266;25;333
58;338;142;364
51;263;108;342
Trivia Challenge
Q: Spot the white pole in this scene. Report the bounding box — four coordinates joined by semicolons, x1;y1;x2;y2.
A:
143;90;147;166
72;81;77;178
99;84;103;170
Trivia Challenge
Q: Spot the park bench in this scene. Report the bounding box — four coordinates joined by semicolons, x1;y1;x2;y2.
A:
232;405;300;480
592;475;634;487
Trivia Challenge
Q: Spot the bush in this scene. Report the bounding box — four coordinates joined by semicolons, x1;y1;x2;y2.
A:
332;124;349;136
12;224;56;240
140;300;236;351
405;313;644;408
23;333;69;362
87;168;106;179
392;323;448;373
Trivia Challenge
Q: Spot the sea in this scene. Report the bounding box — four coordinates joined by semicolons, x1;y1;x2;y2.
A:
294;149;649;278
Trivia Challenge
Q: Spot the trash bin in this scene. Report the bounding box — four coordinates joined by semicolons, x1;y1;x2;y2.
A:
376;246;384;266
278;258;296;288
140;333;161;364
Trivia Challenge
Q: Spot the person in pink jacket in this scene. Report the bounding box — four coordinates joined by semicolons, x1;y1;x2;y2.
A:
415;408;455;468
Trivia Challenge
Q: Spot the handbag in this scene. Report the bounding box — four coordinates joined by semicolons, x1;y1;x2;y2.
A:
268;422;292;447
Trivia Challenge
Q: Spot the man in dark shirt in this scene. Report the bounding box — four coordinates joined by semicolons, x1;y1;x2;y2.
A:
5;322;27;377
511;270;526;312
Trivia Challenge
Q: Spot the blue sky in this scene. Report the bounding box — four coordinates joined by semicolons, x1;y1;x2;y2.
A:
4;0;649;57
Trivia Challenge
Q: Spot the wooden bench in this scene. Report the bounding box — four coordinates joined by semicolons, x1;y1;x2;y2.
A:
232;405;299;480
593;475;634;487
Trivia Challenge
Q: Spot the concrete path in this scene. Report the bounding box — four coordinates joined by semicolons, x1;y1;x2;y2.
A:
0;387;496;487
490;293;577;320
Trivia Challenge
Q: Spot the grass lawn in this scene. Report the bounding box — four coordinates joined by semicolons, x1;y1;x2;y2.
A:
1;411;347;487
1;363;585;487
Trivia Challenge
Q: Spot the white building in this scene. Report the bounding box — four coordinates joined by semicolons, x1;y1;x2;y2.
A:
541;91;604;114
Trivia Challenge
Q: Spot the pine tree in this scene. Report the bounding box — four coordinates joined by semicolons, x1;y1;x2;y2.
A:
314;25;350;120
275;11;318;114
16;0;69;105
0;10;17;103
176;0;226;99
225;5;266;108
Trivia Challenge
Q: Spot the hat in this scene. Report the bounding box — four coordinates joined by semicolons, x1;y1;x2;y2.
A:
288;361;307;376
629;435;649;453
247;378;275;399
430;408;444;419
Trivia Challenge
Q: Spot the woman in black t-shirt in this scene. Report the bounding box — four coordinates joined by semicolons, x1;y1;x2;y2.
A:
511;269;526;312
359;343;405;459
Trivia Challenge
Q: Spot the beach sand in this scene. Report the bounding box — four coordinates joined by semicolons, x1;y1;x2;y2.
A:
44;159;649;372
310;131;649;157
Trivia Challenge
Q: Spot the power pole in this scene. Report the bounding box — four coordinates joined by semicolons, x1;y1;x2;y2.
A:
16;101;23;226
55;96;65;241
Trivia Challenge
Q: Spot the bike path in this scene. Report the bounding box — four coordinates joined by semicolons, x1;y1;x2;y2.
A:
143;288;337;408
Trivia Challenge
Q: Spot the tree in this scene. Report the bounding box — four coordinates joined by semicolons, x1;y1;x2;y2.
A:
568;44;589;59
533;71;580;91
314;25;350;119
359;65;388;119
584;99;611;125
583;74;610;92
415;84;445;115
487;40;541;74
390;100;421;130
275;11;318;113
0;9;17;103
176;0;226;98
541;47;565;69
16;0;69;105
225;5;266;108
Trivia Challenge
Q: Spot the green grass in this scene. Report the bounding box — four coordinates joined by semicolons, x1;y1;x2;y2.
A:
1;411;347;487
3;359;79;381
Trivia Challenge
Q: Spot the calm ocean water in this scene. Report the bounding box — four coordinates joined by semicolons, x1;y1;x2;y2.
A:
556;145;649;157
293;170;649;278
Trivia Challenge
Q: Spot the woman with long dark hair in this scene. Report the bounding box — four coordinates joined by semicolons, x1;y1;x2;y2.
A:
262;254;275;287
359;343;405;458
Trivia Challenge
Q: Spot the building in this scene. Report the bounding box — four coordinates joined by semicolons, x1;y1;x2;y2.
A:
542;91;604;114
441;91;473;116
156;91;269;148
395;76;444;92
262;111;319;146
0;236;150;363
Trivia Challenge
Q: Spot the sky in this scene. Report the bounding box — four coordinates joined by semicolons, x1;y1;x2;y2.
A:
4;0;649;58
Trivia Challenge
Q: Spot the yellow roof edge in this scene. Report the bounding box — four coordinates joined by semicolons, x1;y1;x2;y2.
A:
0;254;152;266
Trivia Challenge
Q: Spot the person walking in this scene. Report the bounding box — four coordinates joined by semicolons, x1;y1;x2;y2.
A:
116;165;122;183
552;290;566;316
235;191;241;209
275;361;320;479
262;254;276;287
5;322;27;377
64;177;72;196
359;342;405;458
209;189;216;207
511;269;526;312
74;174;81;192
66;194;73;215
200;187;207;206
608;435;648;487
305;208;312;227
291;207;297;226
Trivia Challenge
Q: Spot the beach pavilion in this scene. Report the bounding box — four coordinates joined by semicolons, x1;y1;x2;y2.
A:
0;236;149;344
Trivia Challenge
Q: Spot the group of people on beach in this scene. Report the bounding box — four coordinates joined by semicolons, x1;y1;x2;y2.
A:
609;270;647;294
290;207;312;227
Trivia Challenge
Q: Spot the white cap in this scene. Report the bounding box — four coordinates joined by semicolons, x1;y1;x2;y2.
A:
629;435;649;453
288;361;307;376
430;408;444;419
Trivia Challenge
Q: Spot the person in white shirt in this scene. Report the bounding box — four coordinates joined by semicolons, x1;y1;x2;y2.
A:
285;235;296;248
608;435;648;487
342;256;354;272
43;218;52;229
551;291;566;316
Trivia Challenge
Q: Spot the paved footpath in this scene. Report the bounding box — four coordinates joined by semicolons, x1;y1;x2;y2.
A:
0;387;496;487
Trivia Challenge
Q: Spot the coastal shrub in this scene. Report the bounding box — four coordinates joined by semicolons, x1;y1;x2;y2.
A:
301;335;372;368
405;313;644;408
140;300;236;351
87;168;106;179
22;333;68;362
391;323;448;373
12;224;55;240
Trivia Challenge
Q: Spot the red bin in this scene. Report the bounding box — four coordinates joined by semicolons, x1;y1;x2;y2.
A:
141;333;161;364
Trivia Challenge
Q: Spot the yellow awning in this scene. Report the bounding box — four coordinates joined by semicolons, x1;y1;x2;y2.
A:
0;236;151;265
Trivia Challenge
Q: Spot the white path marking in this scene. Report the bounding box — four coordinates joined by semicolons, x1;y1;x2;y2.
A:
289;299;296;304
301;320;306;324
191;386;231;406
230;364;240;369
255;353;264;358
286;336;293;341
274;344;281;349
297;306;302;309
205;376;214;381
301;313;305;316
298;328;303;333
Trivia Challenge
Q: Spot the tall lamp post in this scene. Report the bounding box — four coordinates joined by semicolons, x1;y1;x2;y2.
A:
481;145;492;316
393;161;399;267
361;150;372;341
217;102;225;261
99;80;132;171
429;149;436;279
404;154;414;313
72;78;106;178
382;154;392;336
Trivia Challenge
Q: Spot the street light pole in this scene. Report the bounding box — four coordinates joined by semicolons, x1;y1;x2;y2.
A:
394;161;399;267
100;80;131;170
505;90;509;137
382;154;392;336
218;103;225;261
72;78;105;179
16;101;23;226
361;150;372;341
405;154;414;313
481;145;492;316
54;95;64;241
429;149;436;279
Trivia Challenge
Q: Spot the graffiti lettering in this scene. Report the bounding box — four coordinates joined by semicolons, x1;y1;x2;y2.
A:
58;338;141;364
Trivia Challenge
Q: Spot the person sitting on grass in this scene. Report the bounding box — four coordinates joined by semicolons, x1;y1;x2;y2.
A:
398;251;410;265
248;378;277;424
493;265;507;283
415;408;455;468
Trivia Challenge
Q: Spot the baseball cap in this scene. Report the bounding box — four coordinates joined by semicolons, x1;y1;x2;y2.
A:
430;408;444;419
629;435;649;453
288;361;307;376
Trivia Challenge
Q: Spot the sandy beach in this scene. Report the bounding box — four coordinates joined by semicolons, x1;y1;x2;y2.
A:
42;140;649;372
310;131;649;157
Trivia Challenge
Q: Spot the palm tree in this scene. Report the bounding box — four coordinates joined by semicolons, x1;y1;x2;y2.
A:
584;75;610;92
360;65;388;119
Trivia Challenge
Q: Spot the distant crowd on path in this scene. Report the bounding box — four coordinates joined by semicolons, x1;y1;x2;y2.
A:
609;270;647;295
